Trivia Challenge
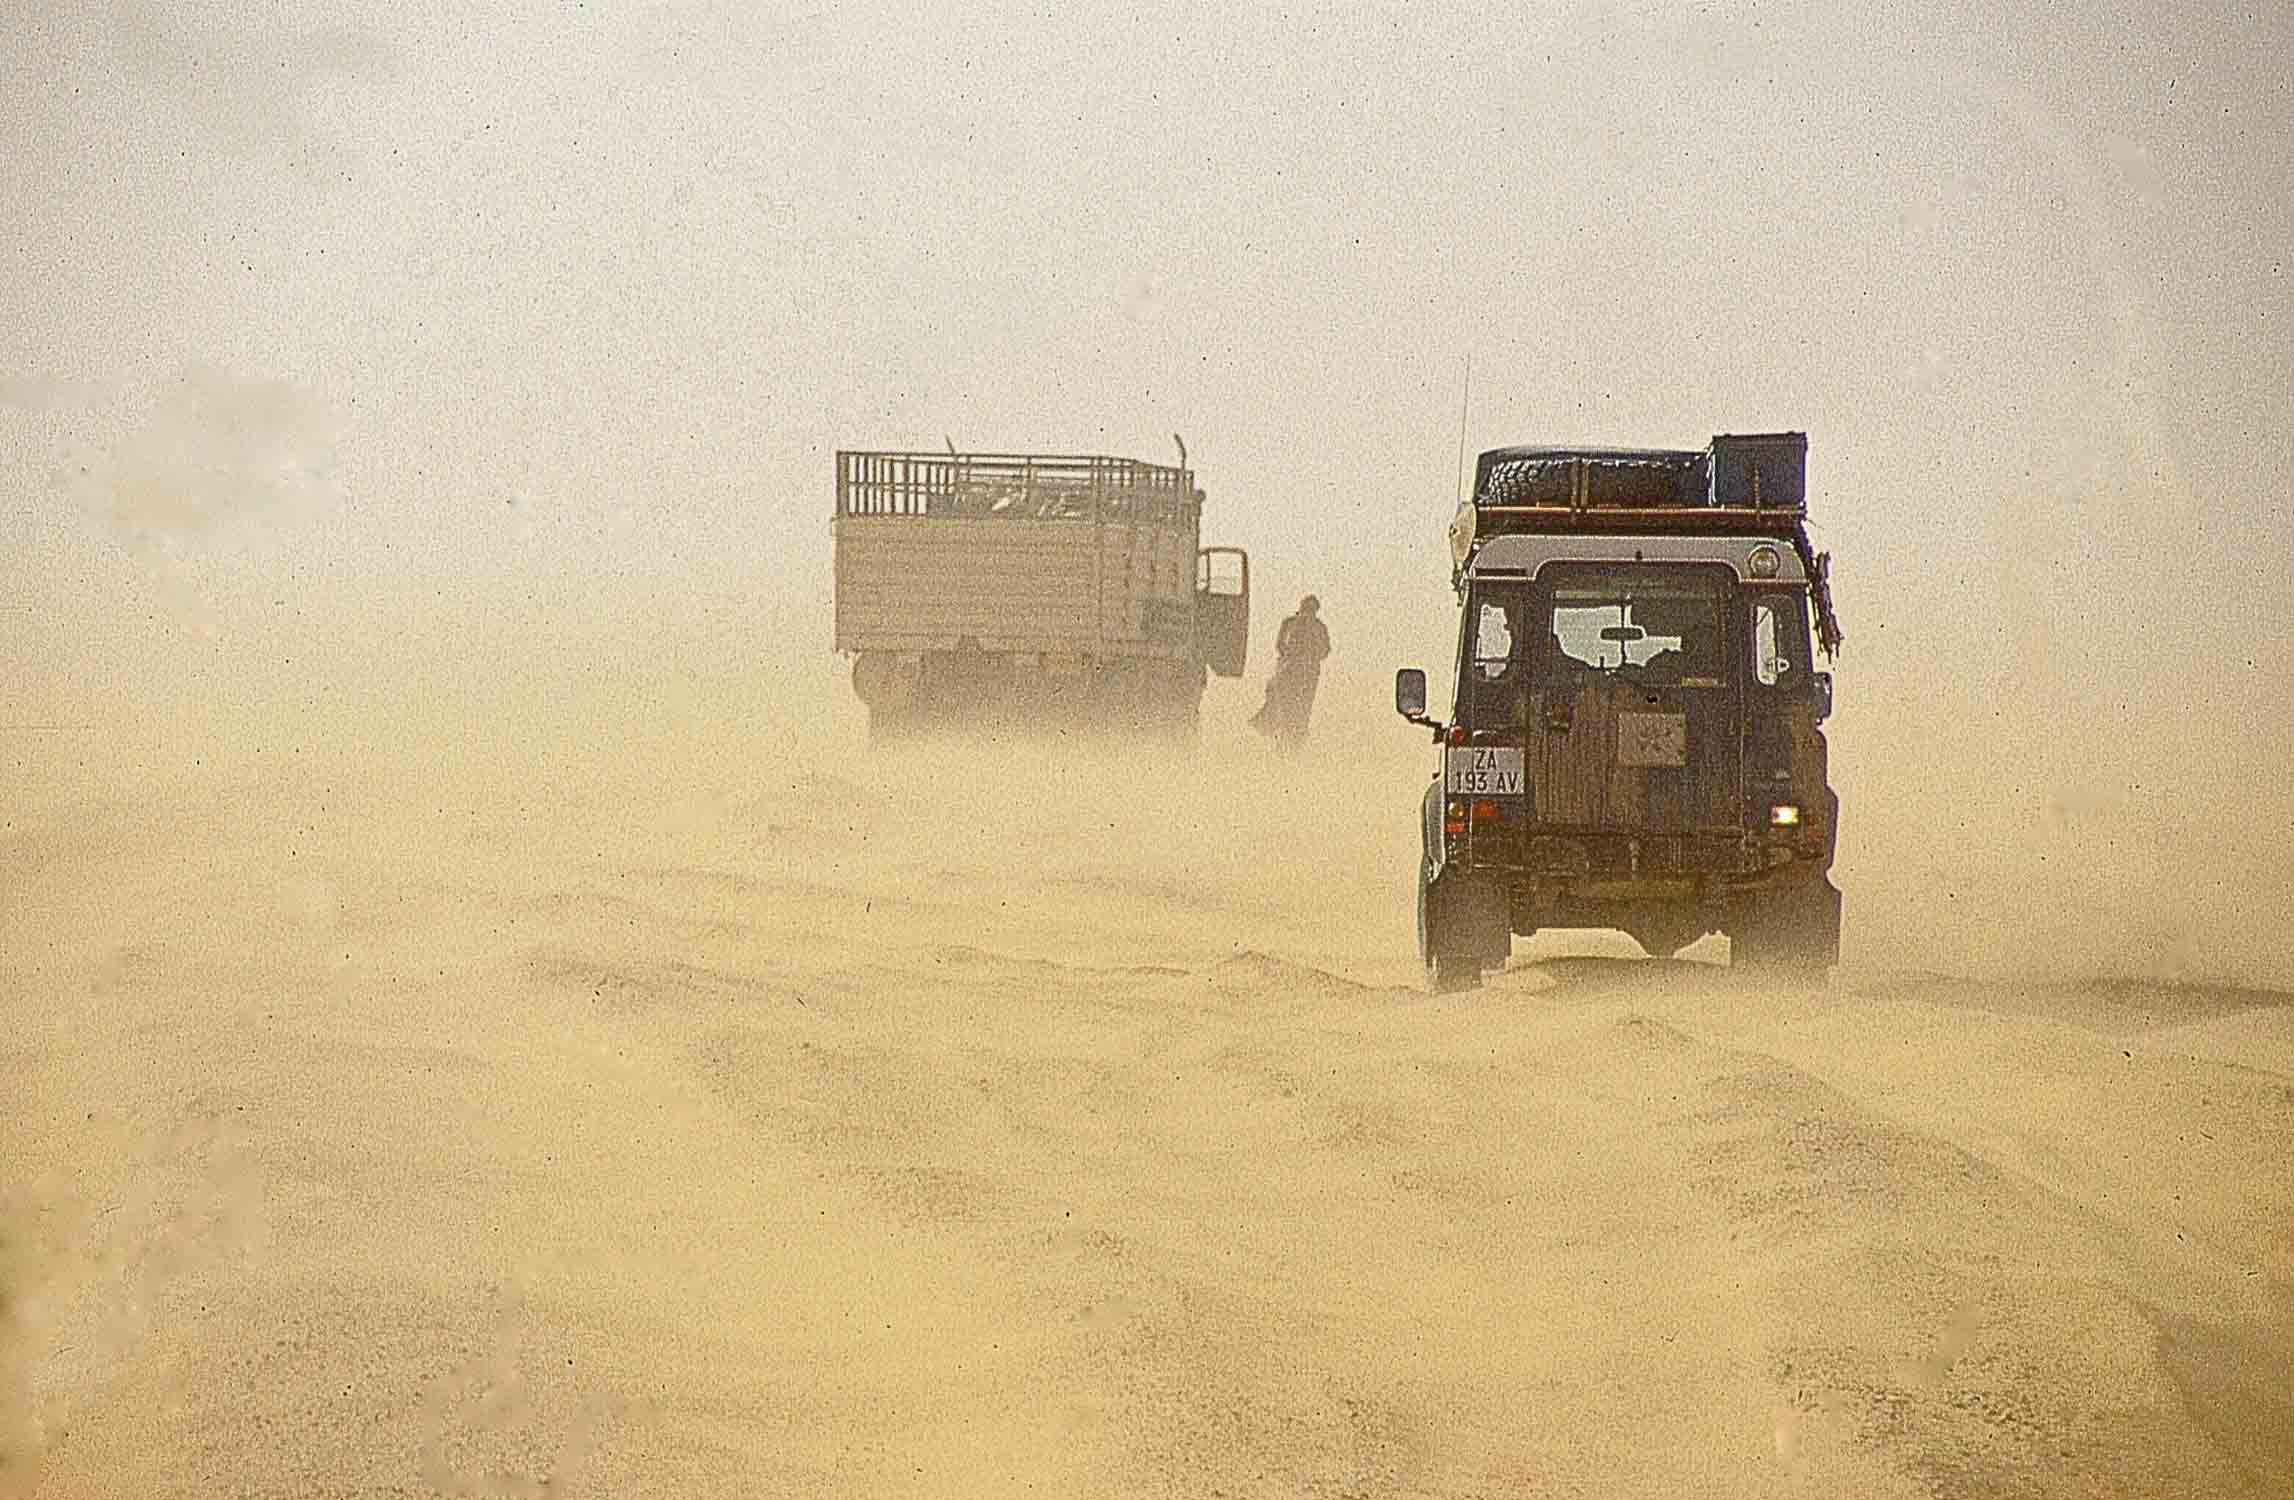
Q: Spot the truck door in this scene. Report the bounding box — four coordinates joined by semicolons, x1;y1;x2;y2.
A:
1529;564;1742;833
1196;547;1250;678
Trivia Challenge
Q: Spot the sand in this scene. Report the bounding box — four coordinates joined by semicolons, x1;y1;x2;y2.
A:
3;729;2290;1498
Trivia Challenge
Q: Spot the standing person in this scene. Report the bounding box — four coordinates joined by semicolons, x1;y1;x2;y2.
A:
1249;595;1331;750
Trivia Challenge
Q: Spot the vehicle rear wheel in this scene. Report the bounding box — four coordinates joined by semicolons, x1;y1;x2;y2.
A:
1728;879;1841;978
1420;863;1503;993
1430;952;1482;993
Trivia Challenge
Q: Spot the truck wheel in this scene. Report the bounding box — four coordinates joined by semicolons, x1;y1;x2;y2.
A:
854;653;918;698
868;703;919;745
1157;663;1202;742
1415;857;1438;967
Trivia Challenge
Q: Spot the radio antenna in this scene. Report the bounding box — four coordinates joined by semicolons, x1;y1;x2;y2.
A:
1452;352;1473;507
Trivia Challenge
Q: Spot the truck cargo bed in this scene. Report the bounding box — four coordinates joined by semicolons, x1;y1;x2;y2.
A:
832;515;1198;658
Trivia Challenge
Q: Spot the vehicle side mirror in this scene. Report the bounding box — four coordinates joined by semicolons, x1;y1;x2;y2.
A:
1811;671;1833;723
1395;667;1428;719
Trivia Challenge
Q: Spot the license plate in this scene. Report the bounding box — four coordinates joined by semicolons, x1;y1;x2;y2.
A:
1446;746;1525;795
1617;712;1688;768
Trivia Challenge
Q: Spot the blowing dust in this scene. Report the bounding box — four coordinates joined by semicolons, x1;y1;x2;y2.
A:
4;595;2292;1496
6;0;2293;1492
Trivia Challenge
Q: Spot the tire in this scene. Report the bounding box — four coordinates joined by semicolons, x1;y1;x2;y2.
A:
1420;861;1500;993
1729;879;1841;978
1430;952;1482;993
1416;858;1435;969
868;704;918;746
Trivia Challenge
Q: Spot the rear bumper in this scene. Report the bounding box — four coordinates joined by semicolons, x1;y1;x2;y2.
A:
1457;827;1832;919
1480;826;1825;875
1515;871;1838;942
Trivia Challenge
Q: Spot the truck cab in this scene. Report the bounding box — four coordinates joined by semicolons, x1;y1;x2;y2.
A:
1396;434;1843;989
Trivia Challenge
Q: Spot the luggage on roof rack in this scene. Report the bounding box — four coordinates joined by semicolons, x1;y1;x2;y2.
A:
1470;433;1807;529
1449;432;1839;655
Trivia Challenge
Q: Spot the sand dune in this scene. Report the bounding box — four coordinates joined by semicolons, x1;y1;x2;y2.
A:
7;0;2290;1492
3;735;2289;1498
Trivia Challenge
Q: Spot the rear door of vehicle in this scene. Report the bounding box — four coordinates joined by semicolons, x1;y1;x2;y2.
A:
1529;564;1742;834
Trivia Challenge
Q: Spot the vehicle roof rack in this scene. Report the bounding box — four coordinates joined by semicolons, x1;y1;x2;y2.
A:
835;450;1201;526
1452;433;1840;656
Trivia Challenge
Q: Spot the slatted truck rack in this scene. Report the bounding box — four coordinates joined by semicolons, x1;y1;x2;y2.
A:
1395;432;1844;988
834;449;1251;739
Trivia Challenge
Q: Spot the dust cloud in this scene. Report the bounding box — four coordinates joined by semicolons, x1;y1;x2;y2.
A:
6;703;2292;1496
6;0;2293;1496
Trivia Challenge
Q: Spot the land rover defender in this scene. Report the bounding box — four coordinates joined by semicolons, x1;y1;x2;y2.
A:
1395;433;1843;989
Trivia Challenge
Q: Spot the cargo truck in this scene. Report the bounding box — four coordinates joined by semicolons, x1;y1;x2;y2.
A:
834;448;1251;739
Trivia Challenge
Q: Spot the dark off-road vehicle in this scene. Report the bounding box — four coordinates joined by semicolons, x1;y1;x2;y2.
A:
1396;433;1844;989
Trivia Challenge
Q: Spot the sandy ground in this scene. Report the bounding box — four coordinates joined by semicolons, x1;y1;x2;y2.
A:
4;733;2291;1498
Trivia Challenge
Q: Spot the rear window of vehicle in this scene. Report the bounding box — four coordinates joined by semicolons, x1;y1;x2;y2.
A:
1537;565;1731;685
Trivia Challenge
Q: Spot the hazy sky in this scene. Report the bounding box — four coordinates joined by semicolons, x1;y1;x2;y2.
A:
3;1;2289;802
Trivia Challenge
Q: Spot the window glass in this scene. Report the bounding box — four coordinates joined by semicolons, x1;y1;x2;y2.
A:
1754;603;1783;685
1463;589;1528;728
1545;588;1721;682
1750;594;1811;689
1474;602;1514;675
